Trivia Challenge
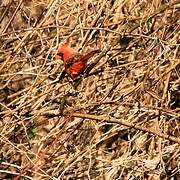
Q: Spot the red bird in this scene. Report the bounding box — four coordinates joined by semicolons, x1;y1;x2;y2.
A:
56;43;100;80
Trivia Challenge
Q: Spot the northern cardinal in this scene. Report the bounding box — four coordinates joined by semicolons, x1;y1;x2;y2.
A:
56;43;100;80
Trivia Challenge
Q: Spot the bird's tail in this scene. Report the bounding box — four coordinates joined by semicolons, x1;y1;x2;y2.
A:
82;49;101;63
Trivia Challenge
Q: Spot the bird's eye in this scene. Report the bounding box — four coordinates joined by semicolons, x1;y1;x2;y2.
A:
57;52;64;57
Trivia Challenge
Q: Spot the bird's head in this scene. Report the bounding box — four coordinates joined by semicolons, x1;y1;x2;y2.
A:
56;43;76;62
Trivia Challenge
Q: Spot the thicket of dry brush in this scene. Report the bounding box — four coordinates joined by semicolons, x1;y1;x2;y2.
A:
0;0;179;179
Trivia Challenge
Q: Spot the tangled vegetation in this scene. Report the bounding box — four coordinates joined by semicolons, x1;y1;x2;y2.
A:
0;0;179;179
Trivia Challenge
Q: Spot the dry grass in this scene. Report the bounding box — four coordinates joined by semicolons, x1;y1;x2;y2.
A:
0;0;180;179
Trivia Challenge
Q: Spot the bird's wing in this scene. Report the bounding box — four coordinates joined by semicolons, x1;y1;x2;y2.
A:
64;53;83;69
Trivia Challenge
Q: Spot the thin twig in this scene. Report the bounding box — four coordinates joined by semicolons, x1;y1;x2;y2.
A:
72;112;180;144
1;0;23;35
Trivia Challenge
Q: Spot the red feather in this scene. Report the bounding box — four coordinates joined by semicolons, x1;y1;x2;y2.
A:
56;43;100;80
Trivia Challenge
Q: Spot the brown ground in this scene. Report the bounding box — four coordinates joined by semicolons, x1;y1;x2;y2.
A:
0;0;180;179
